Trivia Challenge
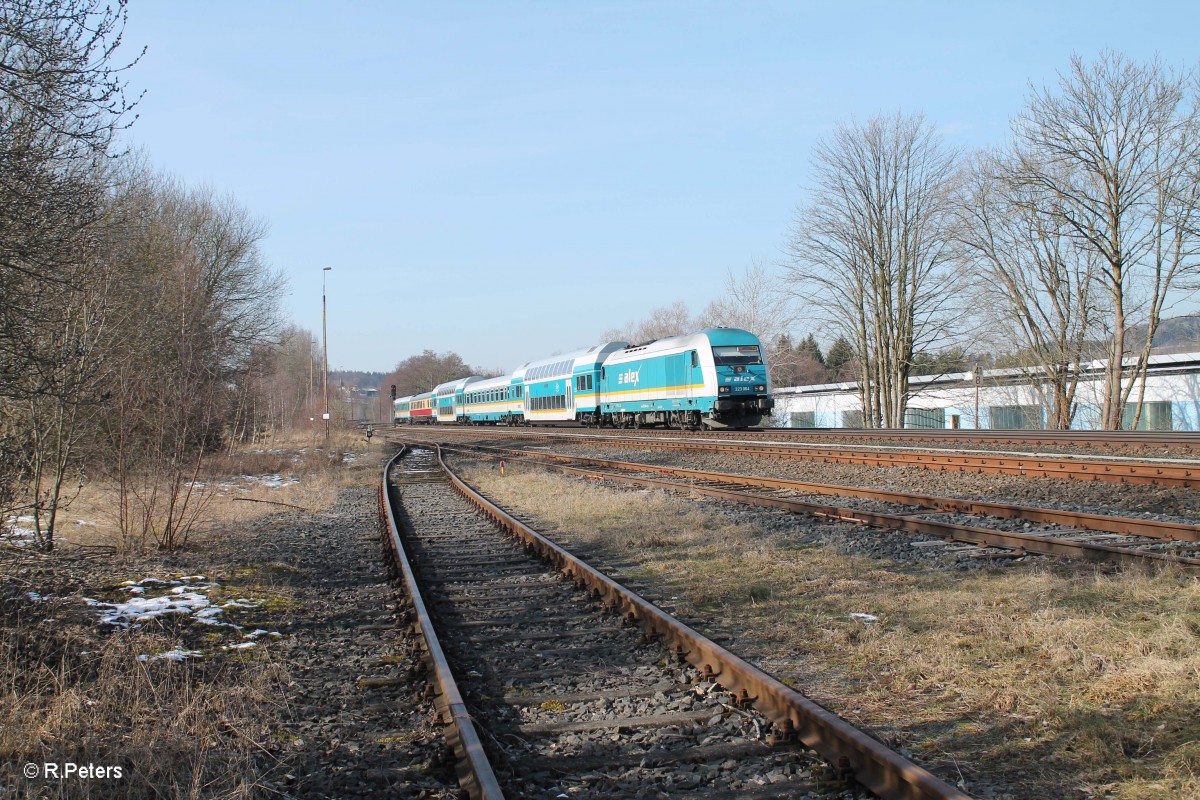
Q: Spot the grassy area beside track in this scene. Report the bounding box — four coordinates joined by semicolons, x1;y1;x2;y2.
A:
0;434;456;799
456;459;1200;800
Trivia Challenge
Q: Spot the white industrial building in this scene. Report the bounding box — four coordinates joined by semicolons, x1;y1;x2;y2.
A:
772;352;1200;431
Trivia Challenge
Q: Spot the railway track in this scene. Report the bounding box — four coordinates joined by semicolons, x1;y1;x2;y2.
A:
382;422;1200;453
743;426;1200;452
392;426;1200;488
407;437;1200;573
380;445;973;799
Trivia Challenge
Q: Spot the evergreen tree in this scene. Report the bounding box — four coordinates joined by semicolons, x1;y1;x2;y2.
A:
799;334;825;365
825;337;854;380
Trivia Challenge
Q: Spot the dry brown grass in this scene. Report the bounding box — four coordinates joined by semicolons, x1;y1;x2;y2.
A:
0;431;387;797
0;602;284;798
34;431;382;553
458;460;1200;800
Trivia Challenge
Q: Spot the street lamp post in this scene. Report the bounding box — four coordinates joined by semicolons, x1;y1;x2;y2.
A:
322;267;332;447
972;363;981;430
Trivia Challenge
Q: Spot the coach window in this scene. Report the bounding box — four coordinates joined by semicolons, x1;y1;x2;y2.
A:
691;350;698;368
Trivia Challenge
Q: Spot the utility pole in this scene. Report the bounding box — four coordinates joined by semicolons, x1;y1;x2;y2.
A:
322;267;332;447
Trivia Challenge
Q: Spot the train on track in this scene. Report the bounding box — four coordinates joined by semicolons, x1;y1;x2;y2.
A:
394;328;775;430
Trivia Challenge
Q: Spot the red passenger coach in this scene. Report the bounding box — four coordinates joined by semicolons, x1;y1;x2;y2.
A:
394;390;436;423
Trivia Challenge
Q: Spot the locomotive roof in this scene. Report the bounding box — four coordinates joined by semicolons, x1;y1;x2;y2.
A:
614;328;761;356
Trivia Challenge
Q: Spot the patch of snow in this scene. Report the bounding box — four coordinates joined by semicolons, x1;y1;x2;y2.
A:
85;591;212;626
2;515;38;547
240;473;299;488
137;647;203;663
849;612;878;623
84;576;280;654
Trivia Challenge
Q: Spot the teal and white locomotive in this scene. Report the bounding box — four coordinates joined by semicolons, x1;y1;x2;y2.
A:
598;328;772;429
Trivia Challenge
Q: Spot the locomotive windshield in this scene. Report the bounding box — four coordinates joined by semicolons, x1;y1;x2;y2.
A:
711;345;762;366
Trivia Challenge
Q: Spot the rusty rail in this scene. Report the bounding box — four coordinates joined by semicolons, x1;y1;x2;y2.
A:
440;442;1200;543
419;441;973;800
391;427;1200;487
752;427;1200;450
379;447;505;800
421;440;1200;573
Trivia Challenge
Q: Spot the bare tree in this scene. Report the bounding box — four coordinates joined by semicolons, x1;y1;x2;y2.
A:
383;350;479;398
98;165;281;551
698;260;797;386
239;326;321;438
768;333;827;387
1010;52;1200;429
11;276;110;550
603;301;694;345
956;150;1099;428
787;112;961;427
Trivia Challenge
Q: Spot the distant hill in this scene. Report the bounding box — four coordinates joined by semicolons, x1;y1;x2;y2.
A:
329;370;385;391
1148;314;1200;352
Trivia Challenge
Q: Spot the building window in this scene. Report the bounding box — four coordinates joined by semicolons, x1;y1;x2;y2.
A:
1122;401;1173;430
989;405;1044;429
904;408;946;429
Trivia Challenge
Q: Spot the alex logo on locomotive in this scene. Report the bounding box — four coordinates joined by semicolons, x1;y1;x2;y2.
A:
617;368;641;387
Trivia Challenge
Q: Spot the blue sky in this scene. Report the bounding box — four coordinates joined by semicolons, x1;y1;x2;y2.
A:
122;1;1199;372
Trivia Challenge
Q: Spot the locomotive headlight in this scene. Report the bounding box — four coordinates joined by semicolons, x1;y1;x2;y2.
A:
718;386;731;394
754;384;766;392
